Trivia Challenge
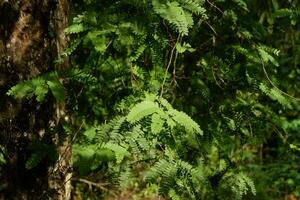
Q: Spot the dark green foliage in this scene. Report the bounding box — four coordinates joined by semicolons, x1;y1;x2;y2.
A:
25;143;58;170
6;0;300;199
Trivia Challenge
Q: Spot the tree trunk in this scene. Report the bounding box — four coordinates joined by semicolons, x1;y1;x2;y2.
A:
0;0;70;199
48;1;72;199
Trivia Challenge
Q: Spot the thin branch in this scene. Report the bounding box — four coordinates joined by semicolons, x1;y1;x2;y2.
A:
171;37;182;87
206;0;224;14
160;35;181;98
72;178;110;192
261;59;300;101
204;21;217;36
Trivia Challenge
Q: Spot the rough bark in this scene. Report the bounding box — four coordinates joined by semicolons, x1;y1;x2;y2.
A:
0;0;70;199
48;0;72;199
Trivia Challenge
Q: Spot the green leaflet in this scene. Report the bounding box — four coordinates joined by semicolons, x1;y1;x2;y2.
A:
103;142;130;164
151;113;165;134
127;101;160;122
168;189;183;200
152;0;192;35
64;23;86;34
7;72;65;102
168;109;203;135
31;79;49;102
7;78;48;101
73;144;115;175
83;127;97;141
129;44;147;62
259;83;291;108
258;47;279;67
177;0;206;15
221;172;256;199
126;98;203;136
85;30;110;53
175;42;195;53
159;97;173;110
47;79;65;101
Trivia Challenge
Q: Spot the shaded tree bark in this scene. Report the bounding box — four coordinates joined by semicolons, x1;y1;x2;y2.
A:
0;0;70;199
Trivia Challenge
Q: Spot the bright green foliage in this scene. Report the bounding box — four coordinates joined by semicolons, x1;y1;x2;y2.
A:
72;95;256;199
127;101;160;123
152;0;202;35
219;172;256;200
7;72;65;102
151;113;164;134
168;109;202;135
127;98;202;135
259;83;292;108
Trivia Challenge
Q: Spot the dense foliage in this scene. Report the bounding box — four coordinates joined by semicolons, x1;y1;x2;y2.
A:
3;0;300;199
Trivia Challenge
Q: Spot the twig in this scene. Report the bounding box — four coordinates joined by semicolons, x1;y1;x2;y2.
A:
171;37;182;87
206;0;224;14
72;178;110;192
261;59;300;101
160;35;181;98
204;21;217;36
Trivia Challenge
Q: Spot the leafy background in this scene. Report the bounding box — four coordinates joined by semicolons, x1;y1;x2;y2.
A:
4;0;300;199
